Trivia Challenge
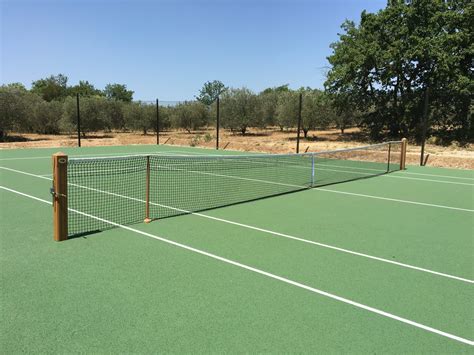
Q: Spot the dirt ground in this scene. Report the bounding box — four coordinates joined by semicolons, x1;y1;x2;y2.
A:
1;127;473;170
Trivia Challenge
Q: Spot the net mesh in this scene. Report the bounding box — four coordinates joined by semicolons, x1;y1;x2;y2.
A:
66;141;403;237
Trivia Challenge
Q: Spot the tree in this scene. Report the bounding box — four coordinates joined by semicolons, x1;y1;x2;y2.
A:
2;83;27;91
61;96;111;136
221;88;259;135
31;74;68;101
170;101;210;133
261;84;290;95
31;100;62;134
104;84;134;102
276;91;298;131
300;90;332;138
124;102;154;134
330;93;357;134
196;80;227;105
0;85;34;138
69;81;103;97
104;100;125;130
325;0;473;143
257;90;280;127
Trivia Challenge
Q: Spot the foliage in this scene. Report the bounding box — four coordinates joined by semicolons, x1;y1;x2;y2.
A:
221;88;260;135
170;101;210;133
104;100;125;130
0;85;35;137
104;83;134;102
300;90;333;138
31;100;63;134
157;106;171;131
257;90;280;127
262;84;290;94
61;96;111;136
68;81;103;97
275;91;298;131
31;74;68;102
123;102;155;135
325;0;473;143
196;80;227;105
204;133;213;142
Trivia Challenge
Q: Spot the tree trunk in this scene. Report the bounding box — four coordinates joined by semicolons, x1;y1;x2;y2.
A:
303;128;308;138
241;126;247;135
340;127;345;134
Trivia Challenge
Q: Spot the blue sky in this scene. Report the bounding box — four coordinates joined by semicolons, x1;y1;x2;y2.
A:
1;0;384;100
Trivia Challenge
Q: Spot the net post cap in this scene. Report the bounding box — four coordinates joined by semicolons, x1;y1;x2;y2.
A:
53;152;68;157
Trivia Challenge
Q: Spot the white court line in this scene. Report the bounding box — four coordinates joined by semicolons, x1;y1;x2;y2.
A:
1;185;472;347
317;188;474;212
385;174;474;186
310;164;474;186
1;165;472;284
401;171;474;181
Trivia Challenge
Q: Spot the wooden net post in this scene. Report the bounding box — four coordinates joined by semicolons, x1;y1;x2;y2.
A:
52;153;68;241
400;138;408;170
144;155;152;223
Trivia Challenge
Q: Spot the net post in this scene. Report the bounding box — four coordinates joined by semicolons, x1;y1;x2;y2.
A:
311;153;315;187
400;138;408;170
52;153;68;241
144;155;152;223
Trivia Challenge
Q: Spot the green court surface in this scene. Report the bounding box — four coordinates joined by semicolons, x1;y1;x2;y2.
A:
0;144;473;352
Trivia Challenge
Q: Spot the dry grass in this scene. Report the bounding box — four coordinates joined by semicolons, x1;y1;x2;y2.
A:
1;127;473;169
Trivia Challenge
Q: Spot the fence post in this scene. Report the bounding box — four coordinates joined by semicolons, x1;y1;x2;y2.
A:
387;143;392;172
296;93;302;153
52;153;68;241
76;94;81;147
156;99;160;145
420;86;430;166
216;96;220;150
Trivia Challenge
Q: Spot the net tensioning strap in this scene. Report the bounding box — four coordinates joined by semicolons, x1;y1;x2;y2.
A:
55;141;404;238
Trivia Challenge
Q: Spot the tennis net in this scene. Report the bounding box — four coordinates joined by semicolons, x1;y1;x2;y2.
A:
51;140;406;240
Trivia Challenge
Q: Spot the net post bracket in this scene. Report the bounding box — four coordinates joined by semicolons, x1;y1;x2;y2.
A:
52;152;68;242
144;218;152;224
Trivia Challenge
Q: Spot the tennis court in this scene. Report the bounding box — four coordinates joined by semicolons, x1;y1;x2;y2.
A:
1;143;473;352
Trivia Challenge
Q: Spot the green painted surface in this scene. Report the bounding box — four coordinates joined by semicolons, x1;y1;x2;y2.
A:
0;144;473;352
